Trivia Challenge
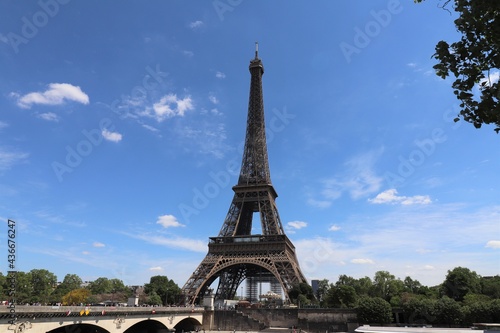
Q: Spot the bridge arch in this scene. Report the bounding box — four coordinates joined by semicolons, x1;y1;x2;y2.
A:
47;323;110;333
196;260;285;302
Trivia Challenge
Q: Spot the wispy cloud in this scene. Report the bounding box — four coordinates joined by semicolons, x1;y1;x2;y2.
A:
149;266;163;271
215;71;226;79
295;204;500;285
156;214;185;228
0;121;8;129
286;221;307;234
209;94;219;104
14;83;89;109
102;129;123;142
329;225;341;231
189;20;204;29
37;112;60;122
0;147;29;171
308;149;383;206
485;240;500;249
125;232;206;252
351;258;375;264
369;189;432;205
93;242;105;248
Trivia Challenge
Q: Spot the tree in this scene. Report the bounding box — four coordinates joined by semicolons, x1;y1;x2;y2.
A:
62;288;90;306
356;296;393;325
415;0;500;133
89;277;113;295
433;296;463;325
336;275;372;296
30;269;57;304
404;276;423;294
146;291;163;306
288;282;315;306
0;272;6;300
401;296;436;325
441;267;481;301
13;271;33;304
481;275;500;298
315;279;330;306
144;275;180;305
372;271;404;301
51;274;83;303
325;285;357;308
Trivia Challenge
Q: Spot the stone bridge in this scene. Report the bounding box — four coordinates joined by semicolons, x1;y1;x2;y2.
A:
0;305;206;333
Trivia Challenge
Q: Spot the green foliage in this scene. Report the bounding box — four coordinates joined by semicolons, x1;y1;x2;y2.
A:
288;282;315;306
144;275;181;305
356;296;393;325
325;284;357;308
30;269;57;304
462;299;500;325
89;277;113;295
372;271;404;301
441;267;482;301
315;279;330;306
415;0;500;133
401;295;436;325
50;273;83;303
146;291;163;306
433;296;463;325
336;274;373;296
481;275;500;298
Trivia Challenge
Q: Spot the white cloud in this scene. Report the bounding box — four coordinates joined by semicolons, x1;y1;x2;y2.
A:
183;50;194;57
215;71;226;79
0;147;29;171
189;20;204;29
93;242;105;248
157;214;184;228
37;112;59;122
351;258;375;264
0;121;8;129
479;70;500;88
307;198;332;208
102;129;123;142
0;33;8;43
149;266;163;271
329;225;341;231
127;232;206;252
209;95;218;104
485;240;500;249
15;83;89;109
369;188;432;205
148;94;194;122
141;124;159;132
309;149;383;207
287;220;307;230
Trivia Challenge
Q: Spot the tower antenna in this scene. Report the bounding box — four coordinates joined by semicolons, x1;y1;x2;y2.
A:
255;41;259;59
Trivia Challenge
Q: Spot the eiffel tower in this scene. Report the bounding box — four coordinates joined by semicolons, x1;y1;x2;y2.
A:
181;44;307;305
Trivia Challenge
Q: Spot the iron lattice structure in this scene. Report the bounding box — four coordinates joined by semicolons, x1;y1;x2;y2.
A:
181;47;307;305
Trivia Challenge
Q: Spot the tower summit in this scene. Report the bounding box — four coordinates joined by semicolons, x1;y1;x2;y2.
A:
181;46;306;305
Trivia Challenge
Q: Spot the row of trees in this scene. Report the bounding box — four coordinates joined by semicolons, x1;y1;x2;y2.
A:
0;270;180;306
289;267;500;326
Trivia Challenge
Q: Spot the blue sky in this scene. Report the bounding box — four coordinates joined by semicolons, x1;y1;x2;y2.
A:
0;0;499;289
